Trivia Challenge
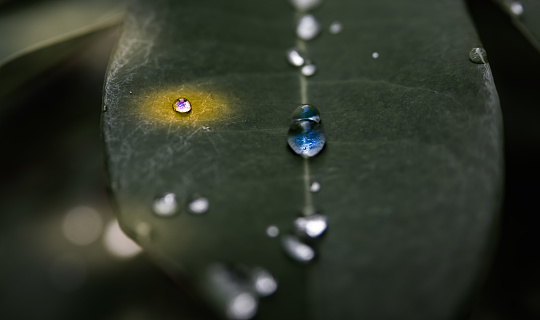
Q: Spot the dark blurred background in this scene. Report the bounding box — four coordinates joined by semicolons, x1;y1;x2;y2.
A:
0;0;539;319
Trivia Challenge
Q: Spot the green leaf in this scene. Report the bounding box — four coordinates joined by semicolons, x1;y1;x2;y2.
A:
0;0;124;99
102;0;503;319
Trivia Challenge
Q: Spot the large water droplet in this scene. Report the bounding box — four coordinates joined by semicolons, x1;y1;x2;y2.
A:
301;62;317;77
188;196;209;214
291;104;320;123
281;235;315;263
152;193;178;217
309;181;321;193
296;14;321;41
173;97;192;113
510;1;524;16
251;268;277;297
266;225;280;238
286;48;305;67
294;214;328;238
287;120;326;157
289;0;323;12
329;21;343;34
469;48;488;64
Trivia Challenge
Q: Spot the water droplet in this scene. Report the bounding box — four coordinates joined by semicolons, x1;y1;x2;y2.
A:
309;181;321;192
62;206;103;246
301;62;317;77
510;1;524;16
188;196;209;214
329;21;342;34
294;214;327;238
129;90;133;94
228;292;258;320
266;225;280;238
469;47;488;64
251;268;277;297
372;52;379;59
289;0;323;12
286;48;305;67
204;264;259;320
152;193;178;217
102;104;107;112
296;14;321;41
291;104;320;123
173;97;192;113
281;235;315;263
287;120;326;158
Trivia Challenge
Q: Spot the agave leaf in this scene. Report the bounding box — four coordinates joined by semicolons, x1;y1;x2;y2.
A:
102;0;503;319
0;0;125;99
491;0;540;51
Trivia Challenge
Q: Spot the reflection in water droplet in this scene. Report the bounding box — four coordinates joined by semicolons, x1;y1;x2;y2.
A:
103;220;142;259
301;63;317;77
289;0;323;12
49;254;86;292
469;48;488;64
63;206;103;246
294;214;328;238
296;14;321;41
172;97;192;113
372;52;379;59
281;235;315;262
510;1;524;16
152;193;178;217
287;120;326;158
228;292;258;320
309;181;321;193
188;196;209;214
286;48;305;67
204;264;259;320
251;268;277;297
266;225;280;238
329;21;342;34
291;104;320;123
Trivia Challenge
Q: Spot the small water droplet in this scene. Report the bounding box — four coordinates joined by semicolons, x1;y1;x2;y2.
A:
287;120;326;158
251;268;277;297
228;292;258;320
173;97;192;113
188;196;209;214
286;48;305;67
372;52;379;59
289;0;323;12
102;104;107;112
296;14;321;41
291;104;320;123
309;181;321;193
329;21;342;34
152;193;178;217
469;47;488;64
301;62;317;77
266;225;280;238
510;1;524;16
281;235;315;263
129;90;133;94
294;214;327;238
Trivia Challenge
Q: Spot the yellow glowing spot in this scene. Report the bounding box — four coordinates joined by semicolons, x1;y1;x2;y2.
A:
135;85;231;125
103;220;142;259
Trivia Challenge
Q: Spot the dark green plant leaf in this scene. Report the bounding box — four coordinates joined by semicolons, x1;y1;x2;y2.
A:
0;0;124;99
102;0;503;319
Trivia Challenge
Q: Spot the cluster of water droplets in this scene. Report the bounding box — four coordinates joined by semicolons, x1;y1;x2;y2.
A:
152;192;209;217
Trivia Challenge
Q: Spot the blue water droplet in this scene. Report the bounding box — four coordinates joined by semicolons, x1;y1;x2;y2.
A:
173;97;192;113
291;104;320;123
287;120;326;158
